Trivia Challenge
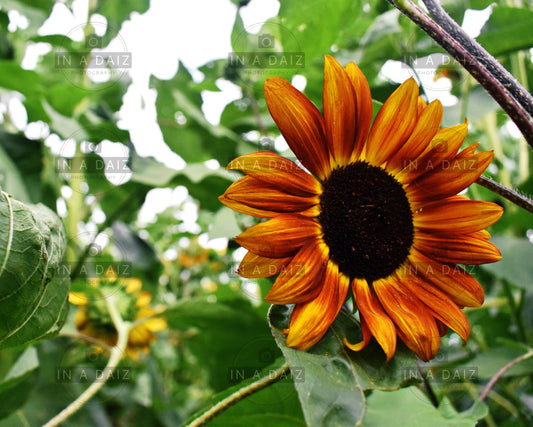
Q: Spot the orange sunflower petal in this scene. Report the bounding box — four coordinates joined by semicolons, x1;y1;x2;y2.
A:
413;196;503;234
226;151;321;196
265;238;328;304
406;250;484;307
345;62;372;161
286;261;350;349
235;214;320;258
402;276;470;343
417;97;427;115
386;100;443;172
344;315;371;351
237;251;292;278
374;278;440;362
264;78;330;179
220;175;319;218
455;142;480;158
365;78;419;166
407;150;494;204
414;230;502;265
436;319;449;337
396;121;468;184
323;55;357;166
352;278;397;361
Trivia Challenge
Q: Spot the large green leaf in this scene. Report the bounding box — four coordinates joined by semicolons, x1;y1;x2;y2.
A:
269;304;417;426
364;388;488;426
278;0;361;64
163;297;281;392
481;236;533;290
477;6;533;56
188;360;306;427
0;347;39;420
0;192;70;349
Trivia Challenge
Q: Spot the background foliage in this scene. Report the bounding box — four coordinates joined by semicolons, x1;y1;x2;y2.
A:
0;0;532;425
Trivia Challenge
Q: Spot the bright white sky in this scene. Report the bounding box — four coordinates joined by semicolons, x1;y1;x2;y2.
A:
4;0;494;250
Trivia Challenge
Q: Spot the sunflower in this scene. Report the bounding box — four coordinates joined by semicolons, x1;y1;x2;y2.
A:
69;275;167;360
219;55;503;362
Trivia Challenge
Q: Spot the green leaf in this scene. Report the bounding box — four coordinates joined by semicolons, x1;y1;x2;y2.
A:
111;220;159;271
42;101;82;138
0;192;70;349
188;361;306;427
45;83;87;117
481;236;533;289
269;305;418;426
0;347;39;420
164;297;281;392
469;347;533;379
364;388;488;426
0;144;31;202
0;131;43;203
95;0;150;44
278;0;361;64
151;62;240;164
477;6;533;56
209;208;241;240
0;60;48;122
0;0;54;32
130;154;234;212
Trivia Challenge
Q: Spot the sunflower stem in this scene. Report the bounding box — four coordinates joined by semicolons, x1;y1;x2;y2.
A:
479;348;533;402
43;296;132;427
388;0;533;149
501;279;527;343
185;364;290;427
416;361;439;407
475;175;533;214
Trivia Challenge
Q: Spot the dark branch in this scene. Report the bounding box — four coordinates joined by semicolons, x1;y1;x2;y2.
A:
422;0;533;118
476;175;533;214
388;0;533;149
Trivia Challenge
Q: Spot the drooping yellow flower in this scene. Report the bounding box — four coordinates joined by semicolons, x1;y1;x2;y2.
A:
219;55;503;362
69;275;166;360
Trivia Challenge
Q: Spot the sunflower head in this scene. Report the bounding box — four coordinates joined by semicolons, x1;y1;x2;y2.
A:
69;272;167;360
220;55;503;362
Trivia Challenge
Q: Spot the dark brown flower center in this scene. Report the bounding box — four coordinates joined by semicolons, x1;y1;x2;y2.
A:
319;161;414;282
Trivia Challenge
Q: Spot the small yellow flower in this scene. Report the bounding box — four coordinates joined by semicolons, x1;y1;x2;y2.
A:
69;273;166;360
